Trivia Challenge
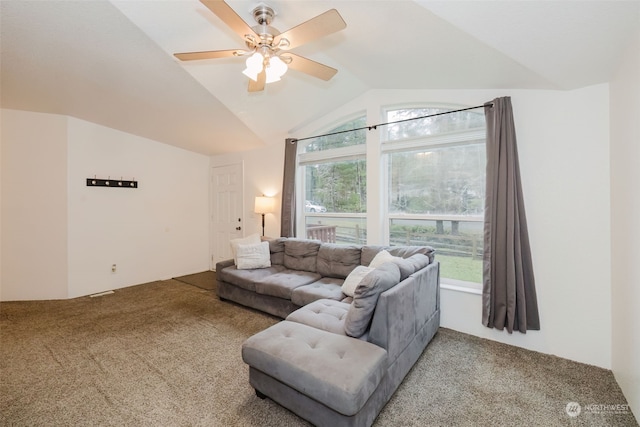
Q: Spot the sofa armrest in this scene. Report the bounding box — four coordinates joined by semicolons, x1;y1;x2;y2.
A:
215;258;235;272
368;261;440;361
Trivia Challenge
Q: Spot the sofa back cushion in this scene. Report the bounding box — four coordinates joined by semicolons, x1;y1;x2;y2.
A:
268;238;287;265
388;245;435;263
344;262;401;338
317;243;362;279
284;239;321;272
361;245;436;266
406;253;431;271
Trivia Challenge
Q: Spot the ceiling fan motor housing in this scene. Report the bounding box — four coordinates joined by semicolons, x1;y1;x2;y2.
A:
247;4;280;49
252;4;275;26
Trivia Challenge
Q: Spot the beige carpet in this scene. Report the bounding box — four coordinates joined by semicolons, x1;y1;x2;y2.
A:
1;275;637;426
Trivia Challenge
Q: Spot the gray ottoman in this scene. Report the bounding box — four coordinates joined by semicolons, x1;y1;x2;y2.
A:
242;320;388;421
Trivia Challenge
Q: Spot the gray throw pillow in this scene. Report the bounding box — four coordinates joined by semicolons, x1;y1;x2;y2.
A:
391;257;415;281
406;253;431;271
344;262;401;338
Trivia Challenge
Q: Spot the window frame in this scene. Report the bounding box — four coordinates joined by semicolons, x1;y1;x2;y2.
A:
381;105;485;291
296;114;368;242
294;104;486;292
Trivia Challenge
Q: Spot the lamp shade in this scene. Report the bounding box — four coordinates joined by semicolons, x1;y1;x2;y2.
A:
254;196;275;214
265;56;288;83
242;52;264;82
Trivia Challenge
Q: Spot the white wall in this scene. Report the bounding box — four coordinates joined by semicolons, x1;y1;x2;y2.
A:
610;29;640;416
223;85;613;368
0;109;210;301
438;86;612;369
67;117;210;298
1;110;69;300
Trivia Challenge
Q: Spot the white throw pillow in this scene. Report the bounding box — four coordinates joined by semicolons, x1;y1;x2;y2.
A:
369;250;396;268
341;266;374;297
236;241;271;270
230;233;261;264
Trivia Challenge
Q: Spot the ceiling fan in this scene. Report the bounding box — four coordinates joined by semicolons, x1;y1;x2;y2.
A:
174;0;347;92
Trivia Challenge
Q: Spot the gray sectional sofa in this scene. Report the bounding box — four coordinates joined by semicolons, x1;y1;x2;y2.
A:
216;237;440;427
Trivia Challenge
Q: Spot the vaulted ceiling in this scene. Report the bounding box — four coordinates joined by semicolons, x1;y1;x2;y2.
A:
1;1;638;155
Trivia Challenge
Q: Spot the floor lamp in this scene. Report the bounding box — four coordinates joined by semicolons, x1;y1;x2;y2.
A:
254;196;275;237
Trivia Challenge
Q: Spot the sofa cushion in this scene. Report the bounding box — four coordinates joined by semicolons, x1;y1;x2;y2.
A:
286;299;351;335
388;245;436;263
368;249;396;268
291;277;345;307
390;256;415;281
369;249;418;280
405;253;431;272
255;269;321;299
283;239;321;272
341;266;374;297
242;321;388;416
361;245;436;266
236;241;271;270
361;245;388;267
218;265;287;292
268;238;286;266
344;262;401;338
316;244;361;279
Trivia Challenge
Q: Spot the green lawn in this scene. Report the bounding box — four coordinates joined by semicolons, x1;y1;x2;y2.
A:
437;254;483;284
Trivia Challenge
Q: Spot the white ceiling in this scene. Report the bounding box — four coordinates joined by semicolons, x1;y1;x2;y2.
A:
1;0;638;155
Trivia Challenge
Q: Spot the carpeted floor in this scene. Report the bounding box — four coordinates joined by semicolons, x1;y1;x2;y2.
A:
173;270;216;290
0;273;637;426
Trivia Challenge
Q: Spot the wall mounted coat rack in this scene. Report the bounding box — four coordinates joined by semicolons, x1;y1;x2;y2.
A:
86;177;138;188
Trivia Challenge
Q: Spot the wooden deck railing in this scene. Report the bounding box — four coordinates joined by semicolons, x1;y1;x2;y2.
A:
306;225;337;243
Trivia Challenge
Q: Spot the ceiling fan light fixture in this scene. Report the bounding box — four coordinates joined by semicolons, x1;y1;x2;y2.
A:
265;56;288;83
242;51;264;81
174;1;347;92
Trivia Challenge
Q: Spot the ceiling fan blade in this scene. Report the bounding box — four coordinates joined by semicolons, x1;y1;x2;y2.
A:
174;49;243;61
285;53;338;81
200;0;258;45
274;9;346;50
248;69;266;92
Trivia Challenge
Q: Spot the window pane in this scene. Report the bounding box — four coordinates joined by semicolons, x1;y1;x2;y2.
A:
388;143;485;215
385;106;486;284
303;116;366;153
304;159;366;213
390;218;483;283
386;108;484;140
306;216;367;245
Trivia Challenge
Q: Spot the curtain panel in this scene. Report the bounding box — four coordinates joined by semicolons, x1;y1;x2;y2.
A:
482;97;540;333
281;138;297;237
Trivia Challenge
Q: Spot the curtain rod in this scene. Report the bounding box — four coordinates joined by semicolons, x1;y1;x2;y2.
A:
290;103;492;143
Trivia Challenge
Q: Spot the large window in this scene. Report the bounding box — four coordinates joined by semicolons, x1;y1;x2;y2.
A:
296;105;486;287
384;107;485;286
299;115;368;245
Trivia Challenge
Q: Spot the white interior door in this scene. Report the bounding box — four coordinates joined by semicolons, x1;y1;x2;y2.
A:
211;163;243;269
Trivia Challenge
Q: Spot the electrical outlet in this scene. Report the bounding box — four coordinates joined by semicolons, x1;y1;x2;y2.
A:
111;264;117;273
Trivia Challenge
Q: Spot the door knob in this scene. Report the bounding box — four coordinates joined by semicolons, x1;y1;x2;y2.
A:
236;226;242;231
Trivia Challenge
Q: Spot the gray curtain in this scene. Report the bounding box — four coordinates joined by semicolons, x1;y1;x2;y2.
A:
281;138;297;237
482;97;540;333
